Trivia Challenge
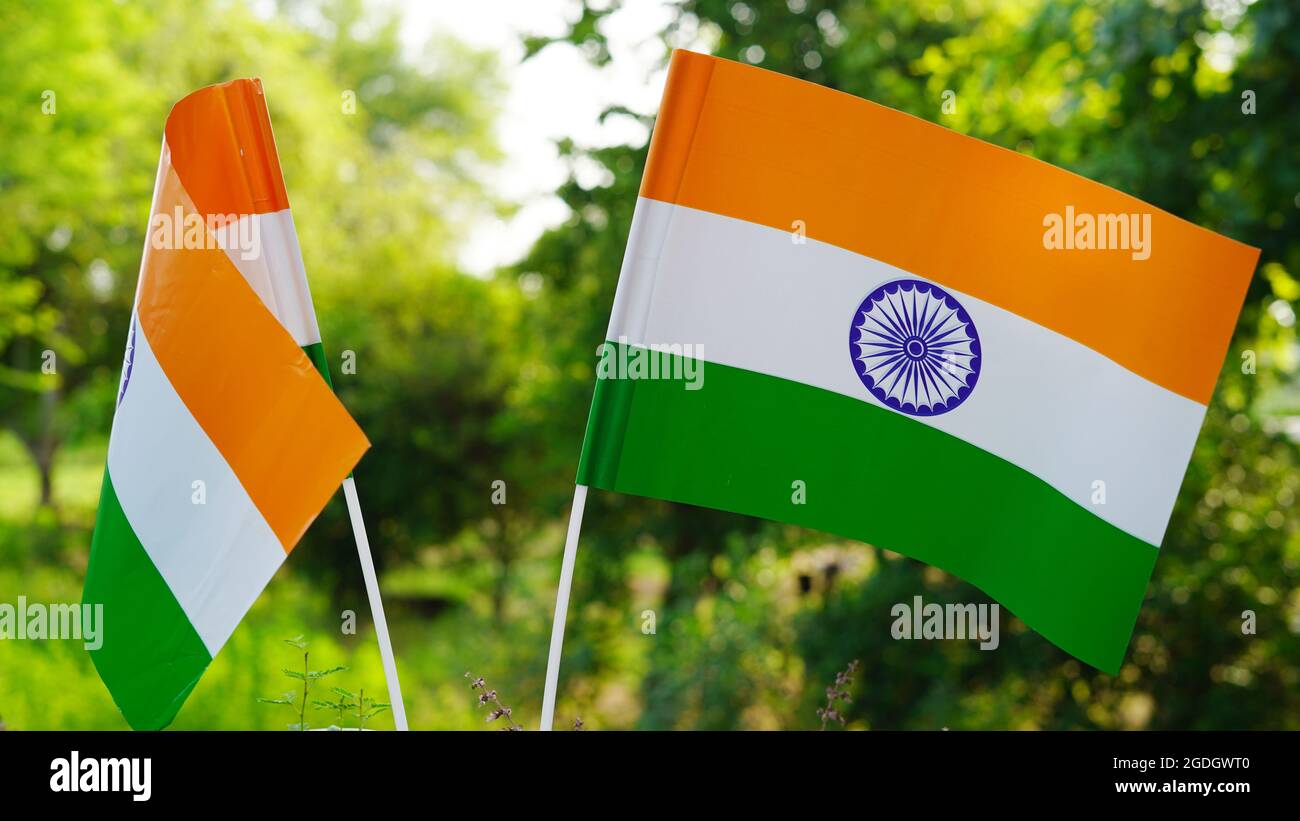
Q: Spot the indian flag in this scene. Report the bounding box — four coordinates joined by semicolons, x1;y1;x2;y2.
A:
84;79;367;729
577;51;1259;673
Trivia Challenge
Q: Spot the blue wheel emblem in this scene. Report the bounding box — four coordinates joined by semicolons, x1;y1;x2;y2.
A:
116;313;137;408
849;279;981;416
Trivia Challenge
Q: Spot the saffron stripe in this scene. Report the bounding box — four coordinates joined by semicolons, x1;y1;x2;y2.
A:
134;157;367;550
164;78;290;217
641;50;1258;404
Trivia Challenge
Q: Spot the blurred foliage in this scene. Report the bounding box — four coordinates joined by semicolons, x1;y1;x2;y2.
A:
0;0;1297;729
513;0;1299;729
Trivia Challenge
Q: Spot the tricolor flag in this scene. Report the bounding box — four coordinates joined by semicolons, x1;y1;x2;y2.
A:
578;51;1259;673
84;79;368;729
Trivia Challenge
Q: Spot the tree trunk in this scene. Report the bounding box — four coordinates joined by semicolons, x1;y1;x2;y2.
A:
490;508;512;624
491;558;510;624
38;462;54;508
16;388;60;510
36;388;59;509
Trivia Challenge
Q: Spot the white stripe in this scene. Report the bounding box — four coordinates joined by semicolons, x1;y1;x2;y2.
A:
608;198;1206;547
106;320;286;656
215;209;322;346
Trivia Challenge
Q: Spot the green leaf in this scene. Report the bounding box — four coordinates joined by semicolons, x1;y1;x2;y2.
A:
306;665;347;681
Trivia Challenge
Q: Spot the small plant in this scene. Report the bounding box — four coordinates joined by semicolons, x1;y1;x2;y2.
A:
817;659;860;730
354;689;390;730
465;671;522;731
312;687;356;729
257;636;346;731
314;687;389;730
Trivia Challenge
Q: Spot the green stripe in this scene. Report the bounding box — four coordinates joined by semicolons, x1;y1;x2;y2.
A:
577;343;1156;673
303;341;333;389
302;341;353;481
83;469;212;729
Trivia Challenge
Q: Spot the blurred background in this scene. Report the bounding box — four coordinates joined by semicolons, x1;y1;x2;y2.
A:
0;0;1297;730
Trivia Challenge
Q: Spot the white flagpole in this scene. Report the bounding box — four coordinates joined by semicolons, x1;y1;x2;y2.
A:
341;475;409;731
539;483;589;731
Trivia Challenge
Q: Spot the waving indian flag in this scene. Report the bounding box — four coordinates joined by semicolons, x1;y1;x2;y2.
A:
84;79;368;729
573;51;1259;674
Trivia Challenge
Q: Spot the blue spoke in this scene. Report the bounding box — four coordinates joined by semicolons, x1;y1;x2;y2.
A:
906;360;922;406
880;295;914;340
926;337;975;349
898;292;919;338
926;347;975;358
867;352;907;376
926;322;969;345
923;308;958;342
925;351;975;376
915;359;935;406
861;313;905;343
858;339;905;350
926;359;967;391
917;294;943;340
879;355;910;393
918;359;952;401
885;291;909;339
876;299;912;342
859;348;906;361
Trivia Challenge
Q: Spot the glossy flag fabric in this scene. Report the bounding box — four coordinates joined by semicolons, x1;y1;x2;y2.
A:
577;51;1259;673
84;79;367;729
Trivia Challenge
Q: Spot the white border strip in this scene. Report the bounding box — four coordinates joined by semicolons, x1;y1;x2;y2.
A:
107;321;287;656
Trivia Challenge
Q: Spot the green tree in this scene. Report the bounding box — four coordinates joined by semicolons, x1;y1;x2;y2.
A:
0;0;153;508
